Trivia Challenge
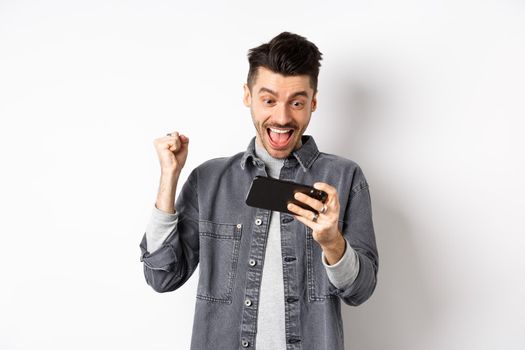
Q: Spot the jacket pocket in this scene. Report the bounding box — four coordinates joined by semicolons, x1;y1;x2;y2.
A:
196;220;242;303
305;226;340;301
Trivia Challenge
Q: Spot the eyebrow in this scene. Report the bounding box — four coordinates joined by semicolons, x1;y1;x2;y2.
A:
258;87;309;99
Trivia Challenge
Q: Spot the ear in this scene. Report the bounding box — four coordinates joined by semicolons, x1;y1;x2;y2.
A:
311;90;318;112
243;84;252;107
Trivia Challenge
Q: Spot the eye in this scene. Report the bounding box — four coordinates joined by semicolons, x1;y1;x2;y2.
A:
263;98;274;105
291;100;304;108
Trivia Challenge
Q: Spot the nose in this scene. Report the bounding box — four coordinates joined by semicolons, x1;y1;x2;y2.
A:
272;102;293;126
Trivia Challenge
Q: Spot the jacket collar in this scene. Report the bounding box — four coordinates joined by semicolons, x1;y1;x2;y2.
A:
240;135;320;172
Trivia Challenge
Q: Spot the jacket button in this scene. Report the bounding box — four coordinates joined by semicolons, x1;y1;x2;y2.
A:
249;259;257;267
255;218;262;225
244;299;252;307
282;215;294;223
236;223;242;229
241;339;250;347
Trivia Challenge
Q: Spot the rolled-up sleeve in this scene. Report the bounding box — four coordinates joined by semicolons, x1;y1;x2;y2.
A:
139;169;200;293
333;168;379;306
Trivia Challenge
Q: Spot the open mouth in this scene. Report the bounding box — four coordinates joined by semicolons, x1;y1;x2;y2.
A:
267;127;294;149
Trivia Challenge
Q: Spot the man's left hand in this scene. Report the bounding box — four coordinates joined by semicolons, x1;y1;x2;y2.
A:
287;182;346;264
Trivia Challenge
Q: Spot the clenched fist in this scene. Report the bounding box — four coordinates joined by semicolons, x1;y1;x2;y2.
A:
153;131;190;175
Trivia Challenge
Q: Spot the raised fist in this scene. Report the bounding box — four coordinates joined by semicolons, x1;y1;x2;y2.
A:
153;131;189;174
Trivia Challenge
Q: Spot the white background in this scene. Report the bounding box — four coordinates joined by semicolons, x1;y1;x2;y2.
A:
1;1;524;349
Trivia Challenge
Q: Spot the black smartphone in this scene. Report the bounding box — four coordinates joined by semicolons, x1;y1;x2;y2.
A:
245;176;328;215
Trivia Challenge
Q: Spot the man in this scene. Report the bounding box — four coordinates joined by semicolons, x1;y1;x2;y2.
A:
139;31;378;350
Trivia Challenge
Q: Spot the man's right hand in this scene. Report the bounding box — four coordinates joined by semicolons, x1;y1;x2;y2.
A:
153;131;189;214
154;131;190;175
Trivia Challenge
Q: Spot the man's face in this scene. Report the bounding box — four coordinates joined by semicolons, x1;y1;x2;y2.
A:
243;66;317;159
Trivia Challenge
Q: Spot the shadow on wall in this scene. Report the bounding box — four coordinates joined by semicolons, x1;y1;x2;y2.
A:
330;79;439;350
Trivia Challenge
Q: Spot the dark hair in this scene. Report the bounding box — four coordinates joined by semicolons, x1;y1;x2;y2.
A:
247;31;323;93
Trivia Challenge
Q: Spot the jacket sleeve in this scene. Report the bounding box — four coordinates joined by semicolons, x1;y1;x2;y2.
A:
334;171;379;306
139;169;200;293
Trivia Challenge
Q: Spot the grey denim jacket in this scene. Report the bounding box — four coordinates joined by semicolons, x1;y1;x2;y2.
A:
139;135;379;350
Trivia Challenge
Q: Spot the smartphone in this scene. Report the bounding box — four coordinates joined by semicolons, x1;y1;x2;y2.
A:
245;176;328;215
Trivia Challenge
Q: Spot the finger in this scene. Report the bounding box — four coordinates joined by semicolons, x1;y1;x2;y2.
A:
293;192;324;213
293;213;320;231
313;182;340;209
289;208;323;231
313;182;337;197
154;135;176;151
287;202;321;223
165;132;189;150
167;132;181;152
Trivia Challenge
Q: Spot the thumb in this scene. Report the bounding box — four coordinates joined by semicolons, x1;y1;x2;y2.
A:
179;134;190;144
